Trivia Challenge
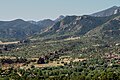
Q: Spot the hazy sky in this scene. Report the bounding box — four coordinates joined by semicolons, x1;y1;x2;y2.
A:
0;0;120;21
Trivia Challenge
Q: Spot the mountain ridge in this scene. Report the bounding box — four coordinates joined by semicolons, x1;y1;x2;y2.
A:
0;6;120;40
91;6;120;17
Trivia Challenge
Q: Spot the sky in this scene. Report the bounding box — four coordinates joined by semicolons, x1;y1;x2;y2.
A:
0;0;120;21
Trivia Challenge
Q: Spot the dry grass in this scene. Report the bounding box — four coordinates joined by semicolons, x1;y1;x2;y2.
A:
1;56;86;70
63;37;80;41
2;63;24;70
73;58;86;62
45;37;80;43
0;56;16;59
34;62;64;68
0;41;20;45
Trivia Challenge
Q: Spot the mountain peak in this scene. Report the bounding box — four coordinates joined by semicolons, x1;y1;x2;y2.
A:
111;6;119;8
59;15;64;18
91;6;120;17
54;15;65;22
39;19;53;22
13;19;25;22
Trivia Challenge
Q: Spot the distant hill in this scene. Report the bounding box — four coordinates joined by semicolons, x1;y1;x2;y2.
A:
0;19;44;40
0;16;63;40
91;6;120;17
39;15;109;38
28;19;54;29
39;12;120;40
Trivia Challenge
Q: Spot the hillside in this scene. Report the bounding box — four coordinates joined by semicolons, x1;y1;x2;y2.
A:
86;13;120;41
39;15;112;39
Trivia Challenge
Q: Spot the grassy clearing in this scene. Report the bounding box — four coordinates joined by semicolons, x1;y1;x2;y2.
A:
0;56;86;70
